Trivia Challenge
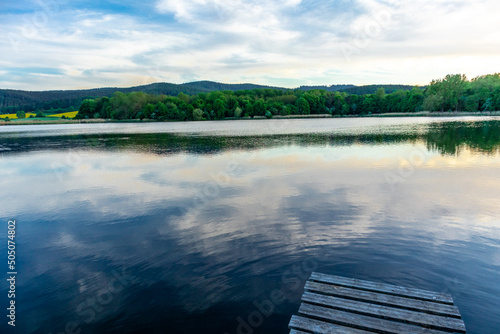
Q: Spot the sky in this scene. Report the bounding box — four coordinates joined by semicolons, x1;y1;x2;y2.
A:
0;0;499;91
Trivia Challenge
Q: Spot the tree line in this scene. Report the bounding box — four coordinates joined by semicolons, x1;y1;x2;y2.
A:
75;73;500;121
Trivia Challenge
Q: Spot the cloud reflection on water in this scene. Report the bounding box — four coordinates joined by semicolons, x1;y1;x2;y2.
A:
1;119;500;333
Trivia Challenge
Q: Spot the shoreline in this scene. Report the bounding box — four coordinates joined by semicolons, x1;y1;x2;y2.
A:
1;111;499;126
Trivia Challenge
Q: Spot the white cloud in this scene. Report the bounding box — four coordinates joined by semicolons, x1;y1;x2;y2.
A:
0;0;499;89
156;0;301;22
0;9;195;89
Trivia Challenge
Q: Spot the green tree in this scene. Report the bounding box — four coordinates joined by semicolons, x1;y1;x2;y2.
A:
406;88;424;112
426;74;467;111
253;99;266;117
16;110;26;119
280;105;290;116
95;97;110;118
296;97;310;115
156;102;167;120
193;108;204;121
375;87;386;100
330;92;347;115
128;92;148;118
77;99;97;119
423;94;444;112
181;103;194;120
109;92;129;119
192;98;205;110
374;87;387;113
483;98;494;111
203;110;211;120
468;74;500;110
213;99;227;119
177;92;189;103
165;102;179;120
302;92;321;114
443;74;467;111
227;96;239;115
234;107;243;118
243;100;253;117
144;103;155;118
360;96;377;114
463;96;479;112
341;103;350;116
287;104;298;115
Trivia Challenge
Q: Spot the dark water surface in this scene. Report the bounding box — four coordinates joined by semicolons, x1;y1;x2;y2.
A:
1;118;500;333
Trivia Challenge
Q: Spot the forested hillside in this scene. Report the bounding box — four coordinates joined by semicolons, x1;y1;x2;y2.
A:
74;74;500;121
3;74;499;119
0;81;416;115
0;81;284;115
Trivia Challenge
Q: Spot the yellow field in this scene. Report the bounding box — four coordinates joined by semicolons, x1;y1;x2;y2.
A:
47;111;78;118
0;112;36;119
1;111;78;120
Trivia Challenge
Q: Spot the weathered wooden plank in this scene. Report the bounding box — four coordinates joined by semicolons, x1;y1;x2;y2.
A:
310;272;454;304
289;315;373;334
289;329;310;334
299;303;457;334
305;281;461;318
301;292;466;332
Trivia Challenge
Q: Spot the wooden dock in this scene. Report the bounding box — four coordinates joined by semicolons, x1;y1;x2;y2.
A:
289;272;466;333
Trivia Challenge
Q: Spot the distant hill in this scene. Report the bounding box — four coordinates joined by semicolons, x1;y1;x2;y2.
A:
298;84;420;94
0;81;420;114
181;81;285;92
341;84;420;95
299;84;356;92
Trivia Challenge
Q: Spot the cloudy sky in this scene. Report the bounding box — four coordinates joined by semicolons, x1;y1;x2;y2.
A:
1;0;499;90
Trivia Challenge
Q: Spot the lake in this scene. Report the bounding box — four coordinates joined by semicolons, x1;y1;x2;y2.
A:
1;117;500;333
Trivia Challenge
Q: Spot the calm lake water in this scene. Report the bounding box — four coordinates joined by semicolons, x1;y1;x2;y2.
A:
1;117;500;333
